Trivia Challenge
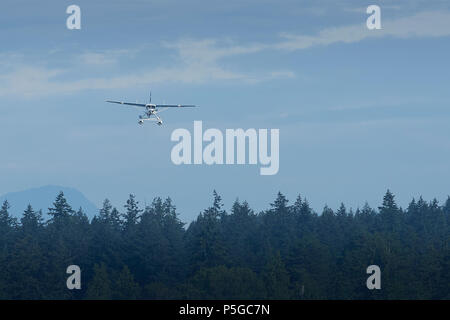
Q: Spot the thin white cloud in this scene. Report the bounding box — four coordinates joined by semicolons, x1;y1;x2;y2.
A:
1;10;449;99
0;63;293;99
163;39;264;64
0;66;65;97
275;11;450;50
0;40;292;99
159;10;450;57
79;53;117;66
77;49;138;66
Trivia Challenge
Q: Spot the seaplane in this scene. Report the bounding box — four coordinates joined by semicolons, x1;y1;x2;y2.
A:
106;92;197;126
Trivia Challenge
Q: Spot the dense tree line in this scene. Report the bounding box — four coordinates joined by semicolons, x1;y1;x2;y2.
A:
0;190;448;299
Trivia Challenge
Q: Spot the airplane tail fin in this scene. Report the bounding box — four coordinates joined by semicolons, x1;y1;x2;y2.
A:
149;91;152;104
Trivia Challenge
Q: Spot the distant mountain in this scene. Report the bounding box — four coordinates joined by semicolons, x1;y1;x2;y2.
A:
0;185;98;220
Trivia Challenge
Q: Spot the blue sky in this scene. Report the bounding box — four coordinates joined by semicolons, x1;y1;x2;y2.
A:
1;0;450;221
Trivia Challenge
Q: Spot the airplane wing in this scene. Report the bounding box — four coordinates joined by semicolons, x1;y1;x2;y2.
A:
106;100;147;107
155;104;197;108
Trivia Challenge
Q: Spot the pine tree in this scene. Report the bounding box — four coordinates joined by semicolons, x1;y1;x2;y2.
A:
378;189;401;231
380;190;398;211
21;204;43;232
270;192;289;213
109;207;122;231
337;203;347;217
113;265;141;299
86;263;112;300
98;199;112;222
263;251;290;299
48;192;74;223
211;190;225;219
123;194;142;231
186;191;228;271
0;200;16;230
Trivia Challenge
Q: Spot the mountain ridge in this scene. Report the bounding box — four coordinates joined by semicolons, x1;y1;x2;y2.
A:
0;185;98;220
